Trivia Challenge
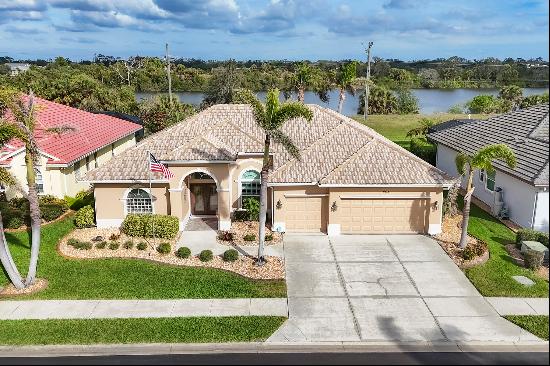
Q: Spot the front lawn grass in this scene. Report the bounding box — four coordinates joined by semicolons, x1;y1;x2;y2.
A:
463;202;548;297
0;316;286;345
1;215;286;299
352;113;490;150
504;315;549;341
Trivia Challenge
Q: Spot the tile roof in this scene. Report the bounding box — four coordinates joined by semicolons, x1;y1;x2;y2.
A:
428;103;549;186
85;104;454;186
1;97;143;166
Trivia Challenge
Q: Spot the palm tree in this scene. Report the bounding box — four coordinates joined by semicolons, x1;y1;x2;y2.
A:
406;118;437;138
235;89;313;264
334;62;358;114
455;144;516;248
284;63;330;103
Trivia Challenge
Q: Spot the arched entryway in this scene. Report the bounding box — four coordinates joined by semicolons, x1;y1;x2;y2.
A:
184;171;218;216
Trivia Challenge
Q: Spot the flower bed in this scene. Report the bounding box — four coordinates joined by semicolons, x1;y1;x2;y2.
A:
216;221;282;246
435;214;489;268
59;228;284;280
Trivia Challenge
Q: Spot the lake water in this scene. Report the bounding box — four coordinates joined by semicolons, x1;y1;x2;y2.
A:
136;87;549;116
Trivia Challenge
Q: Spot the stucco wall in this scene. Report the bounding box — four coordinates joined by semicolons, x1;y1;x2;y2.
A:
436;143;541;230
534;190;549;233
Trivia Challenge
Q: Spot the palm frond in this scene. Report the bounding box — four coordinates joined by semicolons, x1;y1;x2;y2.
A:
46;125;76;136
233;89;267;129
0;167;15;186
455;152;471;176
273;102;313;130
270;129;300;161
471;143;517;172
265;89;280;125
0;122;26;145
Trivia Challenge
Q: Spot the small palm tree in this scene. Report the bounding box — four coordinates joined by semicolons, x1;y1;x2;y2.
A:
455;144;516;248
235;89;313;264
284;63;330;103
406;118;437;138
334;62;358;114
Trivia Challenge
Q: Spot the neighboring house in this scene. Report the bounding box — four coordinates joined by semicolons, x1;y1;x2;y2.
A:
5;63;30;76
428;104;549;233
1;97;143;199
86;104;453;235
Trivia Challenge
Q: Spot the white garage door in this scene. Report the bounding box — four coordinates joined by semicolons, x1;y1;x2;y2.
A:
339;198;429;234
285;196;327;233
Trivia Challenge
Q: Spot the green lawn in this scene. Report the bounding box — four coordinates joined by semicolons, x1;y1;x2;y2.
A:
0;316;286;345
1;216;286;299
464;202;548;297
505;315;549;341
352;113;490;149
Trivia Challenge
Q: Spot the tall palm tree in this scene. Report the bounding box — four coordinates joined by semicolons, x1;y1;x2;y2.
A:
285;63;330;103
235;89;313;264
455;144;516;248
334;61;358;114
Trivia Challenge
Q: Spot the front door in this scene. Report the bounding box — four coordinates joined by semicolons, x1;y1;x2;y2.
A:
190;184;218;215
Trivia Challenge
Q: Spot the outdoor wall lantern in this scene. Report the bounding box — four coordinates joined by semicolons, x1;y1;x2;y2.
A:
331;201;338;212
276;199;282;210
431;201;438;211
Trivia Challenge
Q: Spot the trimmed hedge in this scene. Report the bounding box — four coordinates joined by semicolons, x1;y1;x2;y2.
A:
223;249;239;262
121;214;179;239
516;229;549;248
199;250;213;262
75;205;95;228
157;242;171;254
410;137;437;165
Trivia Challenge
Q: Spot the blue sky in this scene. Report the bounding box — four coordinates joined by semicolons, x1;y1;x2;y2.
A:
0;0;548;61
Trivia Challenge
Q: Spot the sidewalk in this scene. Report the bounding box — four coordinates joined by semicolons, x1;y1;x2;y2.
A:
0;298;288;320
486;297;549;316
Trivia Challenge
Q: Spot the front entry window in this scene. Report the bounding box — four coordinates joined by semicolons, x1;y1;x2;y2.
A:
126;188;152;214
241;170;260;204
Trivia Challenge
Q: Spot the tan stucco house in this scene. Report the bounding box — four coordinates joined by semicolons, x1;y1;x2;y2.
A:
1;97;142;199
85;104;453;235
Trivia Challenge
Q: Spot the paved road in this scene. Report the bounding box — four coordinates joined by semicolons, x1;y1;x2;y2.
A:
268;234;543;343
1;352;548;365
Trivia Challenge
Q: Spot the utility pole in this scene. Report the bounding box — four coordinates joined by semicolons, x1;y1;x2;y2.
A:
165;43;173;105
363;41;373;120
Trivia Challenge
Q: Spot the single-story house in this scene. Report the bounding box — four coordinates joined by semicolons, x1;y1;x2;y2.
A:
428;103;549;233
85;104;453;235
1;97;143;199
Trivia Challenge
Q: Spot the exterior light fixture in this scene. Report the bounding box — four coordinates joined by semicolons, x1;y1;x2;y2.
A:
331;201;338;212
431;201;438;211
276;199;282;209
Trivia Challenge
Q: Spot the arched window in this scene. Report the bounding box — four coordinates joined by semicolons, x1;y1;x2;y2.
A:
35;168;44;194
126;188;152;214
240;170;260;204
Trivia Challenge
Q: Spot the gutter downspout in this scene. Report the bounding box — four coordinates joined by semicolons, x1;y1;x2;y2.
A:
531;189;540;230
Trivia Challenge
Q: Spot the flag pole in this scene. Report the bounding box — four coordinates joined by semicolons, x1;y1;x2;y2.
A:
147;150;155;247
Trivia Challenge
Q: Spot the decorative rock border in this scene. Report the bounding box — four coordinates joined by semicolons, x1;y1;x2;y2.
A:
460;249;490;269
0;278;48;297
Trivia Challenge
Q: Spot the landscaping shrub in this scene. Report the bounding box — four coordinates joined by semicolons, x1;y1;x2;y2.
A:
96;241;107;249
233;209;249;222
462;241;486;261
108;242;120;250
40;204;66;222
176;246;191;259
123;240;134;249
67;238;80;246
156;242;171;254
524;249;544;270
242;197;260;221
109;233;121;241
5;216;23;229
68;240;92;250
74;205;95;228
265;234;273;242
137;242;147;251
217;230;234;241
410;137;436;165
516;229;549;248
39;195;68;209
65;189;95;210
243;234;256;242
223;249;239;262
199;249;213;262
121;214;179;239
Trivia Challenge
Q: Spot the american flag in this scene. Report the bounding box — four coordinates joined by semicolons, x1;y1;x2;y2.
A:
149;153;174;179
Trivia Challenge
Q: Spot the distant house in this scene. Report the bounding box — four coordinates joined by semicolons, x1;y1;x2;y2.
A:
428;104;549;233
5;63;30;76
1;97;143;199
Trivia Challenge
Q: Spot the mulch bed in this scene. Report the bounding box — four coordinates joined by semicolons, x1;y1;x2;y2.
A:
0;278;48;297
435;214;489;268
58;228;284;280
216;221;282;246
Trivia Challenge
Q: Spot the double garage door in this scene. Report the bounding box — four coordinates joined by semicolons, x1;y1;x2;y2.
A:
285;195;428;234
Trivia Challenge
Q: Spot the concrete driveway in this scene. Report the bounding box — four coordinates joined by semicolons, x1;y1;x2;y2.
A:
268;234;541;344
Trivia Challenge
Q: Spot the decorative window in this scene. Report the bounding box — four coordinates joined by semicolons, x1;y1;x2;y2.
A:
240;170;260;203
486;170;496;191
35;168;44;194
126;188;153;214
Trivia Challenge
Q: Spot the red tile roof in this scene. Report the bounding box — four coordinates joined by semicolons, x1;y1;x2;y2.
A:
1;97;142;166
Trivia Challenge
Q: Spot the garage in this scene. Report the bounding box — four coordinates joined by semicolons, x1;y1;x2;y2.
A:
339;197;429;234
284;195;328;233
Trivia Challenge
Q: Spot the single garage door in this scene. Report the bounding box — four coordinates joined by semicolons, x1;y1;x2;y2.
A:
340;198;429;234
285;196;327;233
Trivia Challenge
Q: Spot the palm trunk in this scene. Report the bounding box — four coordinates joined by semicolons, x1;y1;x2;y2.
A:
338;89;345;113
256;134;270;265
24;149;41;285
298;87;305;103
0;211;25;289
459;171;475;249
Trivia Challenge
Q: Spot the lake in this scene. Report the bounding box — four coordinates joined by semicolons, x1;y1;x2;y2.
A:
136;87;549;116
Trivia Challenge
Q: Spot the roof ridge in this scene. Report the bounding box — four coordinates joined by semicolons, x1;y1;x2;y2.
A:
223;118;265;145
319;138;377;184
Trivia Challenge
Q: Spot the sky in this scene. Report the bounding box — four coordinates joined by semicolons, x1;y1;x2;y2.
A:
0;0;548;61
